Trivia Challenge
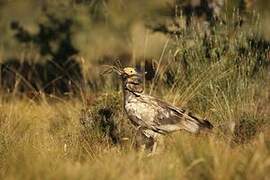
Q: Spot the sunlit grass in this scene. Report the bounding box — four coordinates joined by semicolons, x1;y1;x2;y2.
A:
0;95;269;179
0;3;269;179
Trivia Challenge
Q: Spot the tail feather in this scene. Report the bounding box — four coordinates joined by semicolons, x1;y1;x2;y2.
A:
201;119;214;129
180;117;214;133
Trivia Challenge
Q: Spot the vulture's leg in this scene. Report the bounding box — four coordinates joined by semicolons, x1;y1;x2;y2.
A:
135;128;155;152
150;134;164;155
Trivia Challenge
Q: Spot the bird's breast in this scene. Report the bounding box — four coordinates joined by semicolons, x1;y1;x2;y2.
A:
124;97;157;124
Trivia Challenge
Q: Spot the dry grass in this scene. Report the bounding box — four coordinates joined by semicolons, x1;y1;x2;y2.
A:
0;80;269;180
0;4;270;179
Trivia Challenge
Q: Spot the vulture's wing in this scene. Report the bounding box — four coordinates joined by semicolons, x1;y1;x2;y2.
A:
142;96;213;134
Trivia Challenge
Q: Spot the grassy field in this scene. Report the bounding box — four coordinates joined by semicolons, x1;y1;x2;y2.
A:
0;2;270;180
0;89;269;180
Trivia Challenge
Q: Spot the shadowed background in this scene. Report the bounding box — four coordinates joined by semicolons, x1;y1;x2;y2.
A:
0;0;270;94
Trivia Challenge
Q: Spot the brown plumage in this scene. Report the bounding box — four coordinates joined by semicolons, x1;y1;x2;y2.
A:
109;66;213;153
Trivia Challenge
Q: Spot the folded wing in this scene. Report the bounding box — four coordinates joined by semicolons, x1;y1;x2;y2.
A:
147;97;213;134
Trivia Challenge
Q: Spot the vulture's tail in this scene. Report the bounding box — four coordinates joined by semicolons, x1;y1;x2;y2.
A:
180;113;213;133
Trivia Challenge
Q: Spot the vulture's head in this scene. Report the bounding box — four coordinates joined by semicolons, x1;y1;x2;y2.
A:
121;67;144;93
102;66;144;93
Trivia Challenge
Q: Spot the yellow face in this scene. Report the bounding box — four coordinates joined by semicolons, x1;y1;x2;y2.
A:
123;67;138;76
122;67;144;93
